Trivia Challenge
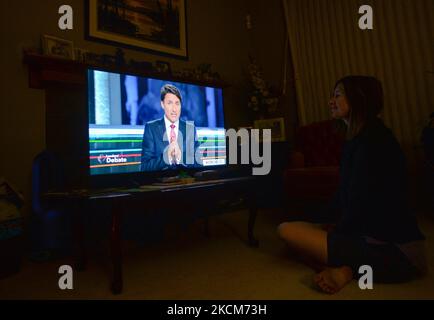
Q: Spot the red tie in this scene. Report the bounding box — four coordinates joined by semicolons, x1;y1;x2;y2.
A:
170;124;176;143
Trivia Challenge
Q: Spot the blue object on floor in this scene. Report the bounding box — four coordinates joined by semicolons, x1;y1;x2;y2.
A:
30;150;72;259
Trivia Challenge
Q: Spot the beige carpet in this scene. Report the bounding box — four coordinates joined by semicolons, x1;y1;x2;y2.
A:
0;208;433;300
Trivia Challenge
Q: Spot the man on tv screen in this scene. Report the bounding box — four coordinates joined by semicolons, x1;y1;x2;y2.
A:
141;84;201;172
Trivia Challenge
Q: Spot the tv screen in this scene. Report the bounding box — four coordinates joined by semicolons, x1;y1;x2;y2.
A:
87;69;226;176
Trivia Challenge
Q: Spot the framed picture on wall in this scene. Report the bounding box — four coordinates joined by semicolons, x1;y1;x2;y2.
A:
254;117;286;142
86;0;188;59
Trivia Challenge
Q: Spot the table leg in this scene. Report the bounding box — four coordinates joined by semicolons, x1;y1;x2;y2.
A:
73;198;86;271
110;199;123;294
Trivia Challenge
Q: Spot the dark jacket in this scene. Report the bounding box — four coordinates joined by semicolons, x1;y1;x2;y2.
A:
330;117;425;243
141;118;200;172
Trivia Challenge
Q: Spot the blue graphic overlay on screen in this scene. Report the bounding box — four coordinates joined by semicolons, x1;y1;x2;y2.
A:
89;126;143;174
87;69;226;175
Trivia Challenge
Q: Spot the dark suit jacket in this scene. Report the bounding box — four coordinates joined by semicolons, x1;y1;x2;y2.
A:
141;118;201;172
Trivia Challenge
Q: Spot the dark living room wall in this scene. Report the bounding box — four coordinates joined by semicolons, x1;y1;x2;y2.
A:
0;0;291;217
247;0;298;143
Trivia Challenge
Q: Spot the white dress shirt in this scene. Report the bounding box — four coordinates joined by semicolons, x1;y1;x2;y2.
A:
164;116;180;164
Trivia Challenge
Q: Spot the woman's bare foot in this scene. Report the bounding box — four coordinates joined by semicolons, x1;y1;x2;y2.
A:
314;266;353;294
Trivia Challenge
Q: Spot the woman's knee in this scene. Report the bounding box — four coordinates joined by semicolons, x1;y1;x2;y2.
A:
277;221;304;240
278;221;297;237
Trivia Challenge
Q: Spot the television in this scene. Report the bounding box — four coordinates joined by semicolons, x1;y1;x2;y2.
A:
86;68;227;183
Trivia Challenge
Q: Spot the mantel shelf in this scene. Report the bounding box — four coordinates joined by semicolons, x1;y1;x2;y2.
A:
23;52;87;89
23;51;229;89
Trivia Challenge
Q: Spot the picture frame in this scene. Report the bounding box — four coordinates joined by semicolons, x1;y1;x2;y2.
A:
42;35;75;60
253;117;286;142
86;0;188;59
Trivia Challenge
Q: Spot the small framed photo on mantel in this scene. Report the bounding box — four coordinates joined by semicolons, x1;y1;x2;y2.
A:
42;35;75;60
254;117;286;142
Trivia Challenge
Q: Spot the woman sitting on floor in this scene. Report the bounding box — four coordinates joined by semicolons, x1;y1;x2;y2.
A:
278;76;427;294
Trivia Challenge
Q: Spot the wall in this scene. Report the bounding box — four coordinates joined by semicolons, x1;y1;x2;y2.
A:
283;0;434;163
0;0;290;215
0;0;6;182
248;0;299;142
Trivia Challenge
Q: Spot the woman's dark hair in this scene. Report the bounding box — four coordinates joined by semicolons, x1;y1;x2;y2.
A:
335;76;384;139
160;84;182;103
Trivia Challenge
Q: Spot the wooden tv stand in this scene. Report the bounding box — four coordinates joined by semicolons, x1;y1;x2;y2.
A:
46;176;259;294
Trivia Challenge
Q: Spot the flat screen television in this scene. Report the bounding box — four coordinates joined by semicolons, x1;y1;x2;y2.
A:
86;68;227;184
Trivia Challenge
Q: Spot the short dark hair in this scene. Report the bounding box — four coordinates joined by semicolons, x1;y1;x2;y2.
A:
160;84;182;103
335;76;384;139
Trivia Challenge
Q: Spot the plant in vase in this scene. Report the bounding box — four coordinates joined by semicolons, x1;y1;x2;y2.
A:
246;56;279;119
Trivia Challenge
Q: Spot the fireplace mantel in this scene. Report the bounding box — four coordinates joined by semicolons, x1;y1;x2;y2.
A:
23;52;87;89
22;51;229;188
23;51;228;89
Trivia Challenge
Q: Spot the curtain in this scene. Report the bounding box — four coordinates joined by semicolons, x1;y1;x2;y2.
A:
283;0;434;163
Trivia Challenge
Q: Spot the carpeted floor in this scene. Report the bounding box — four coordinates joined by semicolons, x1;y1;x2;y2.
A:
0;208;433;300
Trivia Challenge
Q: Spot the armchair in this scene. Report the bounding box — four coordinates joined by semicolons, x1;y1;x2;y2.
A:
284;120;344;202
